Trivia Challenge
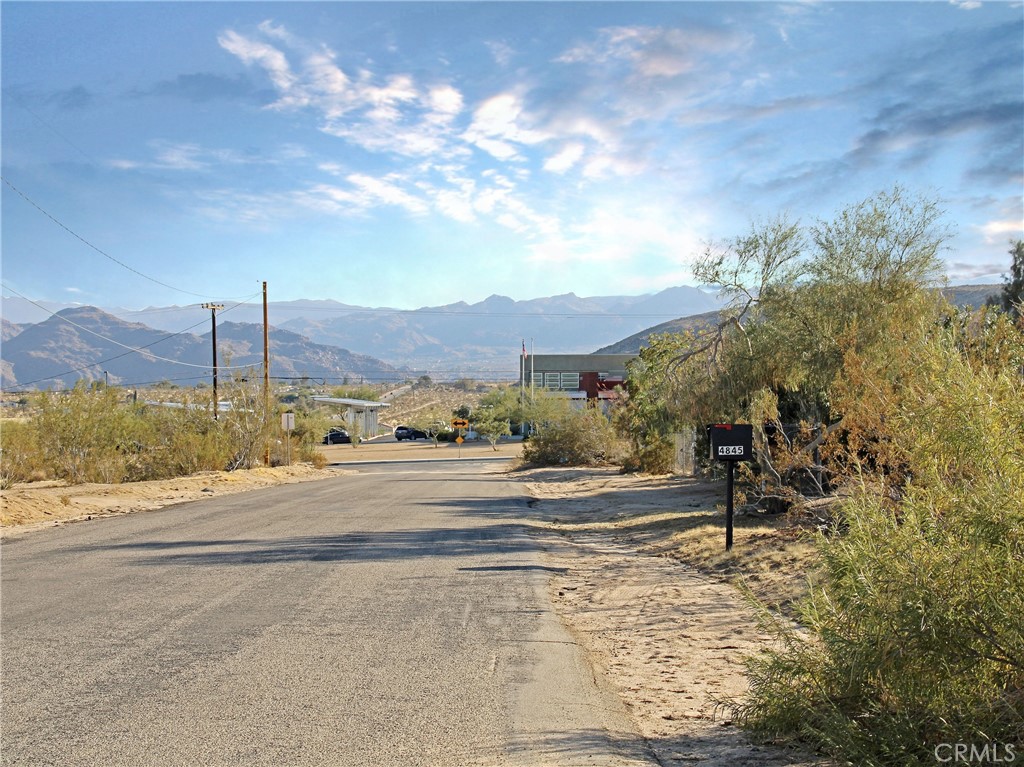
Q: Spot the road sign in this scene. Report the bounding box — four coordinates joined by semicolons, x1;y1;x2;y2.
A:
455;436;464;444
451;418;469;428
281;412;295;431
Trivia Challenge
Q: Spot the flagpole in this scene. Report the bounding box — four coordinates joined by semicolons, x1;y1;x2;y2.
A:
530;337;535;404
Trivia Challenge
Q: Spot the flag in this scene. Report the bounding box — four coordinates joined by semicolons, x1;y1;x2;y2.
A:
522;339;527;358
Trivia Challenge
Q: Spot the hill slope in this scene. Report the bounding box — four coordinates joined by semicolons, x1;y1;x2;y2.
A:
1;307;403;390
597;284;1003;355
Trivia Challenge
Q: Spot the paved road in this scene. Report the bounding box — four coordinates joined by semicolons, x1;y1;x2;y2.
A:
2;461;653;766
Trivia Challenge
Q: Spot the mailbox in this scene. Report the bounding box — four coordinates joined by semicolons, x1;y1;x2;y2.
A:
707;424;753;462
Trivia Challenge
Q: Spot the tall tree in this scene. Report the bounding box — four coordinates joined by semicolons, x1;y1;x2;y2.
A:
999;239;1024;320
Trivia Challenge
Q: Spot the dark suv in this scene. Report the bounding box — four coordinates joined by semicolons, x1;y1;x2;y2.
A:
322;428;351;445
394;425;427;441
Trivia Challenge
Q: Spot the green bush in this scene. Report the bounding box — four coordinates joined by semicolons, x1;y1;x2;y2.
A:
5;379;275;485
730;333;1024;765
620;434;676;474
522;407;621;467
33;385;150;483
0;420;45;487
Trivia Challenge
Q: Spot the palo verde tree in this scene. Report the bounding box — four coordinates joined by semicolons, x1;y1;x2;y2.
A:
731;294;1024;765
623;187;951;496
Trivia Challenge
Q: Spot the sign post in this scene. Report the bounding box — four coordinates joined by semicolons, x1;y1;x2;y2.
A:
451;419;469;458
706;424;753;551
281;411;295;466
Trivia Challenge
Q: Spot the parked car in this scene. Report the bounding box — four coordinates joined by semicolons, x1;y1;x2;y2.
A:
322;428;351;445
394;425;428;441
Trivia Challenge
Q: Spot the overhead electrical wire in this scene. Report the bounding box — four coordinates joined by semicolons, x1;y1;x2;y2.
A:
1;285;261;388
2;176;254;301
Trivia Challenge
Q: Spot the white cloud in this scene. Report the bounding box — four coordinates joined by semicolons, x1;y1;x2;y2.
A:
978;216;1024;245
427;85;463;121
580;152;649;180
544;143;585;173
346;173;428;215
220;25;467;160
218;29;297;95
485;40;515;68
469;137;520;161
462;92;550;160
556;25;739;81
525;199;708;269
111;141;268;172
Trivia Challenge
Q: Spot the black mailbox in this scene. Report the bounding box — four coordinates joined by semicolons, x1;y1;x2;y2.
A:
707;424;753;462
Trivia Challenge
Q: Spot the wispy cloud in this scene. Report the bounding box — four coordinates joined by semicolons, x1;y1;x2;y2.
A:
109;140;270;171
135;72;262;103
219;22;469;161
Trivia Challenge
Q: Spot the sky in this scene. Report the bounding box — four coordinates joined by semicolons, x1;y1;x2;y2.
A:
2;1;1022;313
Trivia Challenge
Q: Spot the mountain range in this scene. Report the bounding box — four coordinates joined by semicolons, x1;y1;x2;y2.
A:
0;284;1001;390
0;307;404;391
1;287;722;388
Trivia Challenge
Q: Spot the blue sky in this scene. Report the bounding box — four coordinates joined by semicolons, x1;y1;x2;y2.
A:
3;1;1022;312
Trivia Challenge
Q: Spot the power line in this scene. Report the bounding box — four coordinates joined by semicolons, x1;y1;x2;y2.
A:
2;176;253;301
1;285;260;386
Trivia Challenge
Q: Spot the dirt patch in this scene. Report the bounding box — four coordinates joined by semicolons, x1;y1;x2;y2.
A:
0;463;344;537
515;466;831;767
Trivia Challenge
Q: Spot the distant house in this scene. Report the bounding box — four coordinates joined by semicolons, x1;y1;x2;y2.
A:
520;353;635;404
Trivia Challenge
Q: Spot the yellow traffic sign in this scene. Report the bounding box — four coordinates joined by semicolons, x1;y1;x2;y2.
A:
451;418;469;428
455;436;464;444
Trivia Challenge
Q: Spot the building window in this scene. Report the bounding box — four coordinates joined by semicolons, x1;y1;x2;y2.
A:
544;372;561;389
560;372;580;389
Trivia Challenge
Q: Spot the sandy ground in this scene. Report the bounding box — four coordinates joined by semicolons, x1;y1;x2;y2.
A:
517;467;830;766
1;448;829;765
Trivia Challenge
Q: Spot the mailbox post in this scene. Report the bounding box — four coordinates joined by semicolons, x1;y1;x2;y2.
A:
707;424;753;551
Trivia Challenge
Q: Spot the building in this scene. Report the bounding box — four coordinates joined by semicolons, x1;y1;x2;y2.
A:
312;396;390;436
521;353;636;403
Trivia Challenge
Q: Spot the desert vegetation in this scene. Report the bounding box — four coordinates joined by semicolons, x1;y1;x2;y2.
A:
612;188;1024;765
0;377;307;487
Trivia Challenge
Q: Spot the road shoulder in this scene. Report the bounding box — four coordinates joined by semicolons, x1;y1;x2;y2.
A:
513;466;834;767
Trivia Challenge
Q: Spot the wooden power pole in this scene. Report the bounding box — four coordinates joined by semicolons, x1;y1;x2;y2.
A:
201;303;224;417
263;282;271;465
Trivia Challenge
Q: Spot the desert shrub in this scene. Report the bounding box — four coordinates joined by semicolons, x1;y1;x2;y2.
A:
522;407;621;467
730;333;1024;765
331;385;380;401
219;378;272;470
297;441;327;468
0;420;46;487
32;384;153;483
621;434;676;474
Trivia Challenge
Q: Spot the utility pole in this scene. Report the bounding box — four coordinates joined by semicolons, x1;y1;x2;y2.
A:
263;282;271;466
201;303;225;418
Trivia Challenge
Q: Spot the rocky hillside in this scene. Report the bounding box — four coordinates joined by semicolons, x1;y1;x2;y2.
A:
0;307;404;391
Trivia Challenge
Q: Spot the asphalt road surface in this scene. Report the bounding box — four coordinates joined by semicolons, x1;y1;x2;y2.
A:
2;460;655;766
